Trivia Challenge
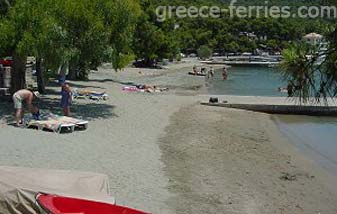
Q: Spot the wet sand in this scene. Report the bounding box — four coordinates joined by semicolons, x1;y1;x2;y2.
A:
1;60;337;213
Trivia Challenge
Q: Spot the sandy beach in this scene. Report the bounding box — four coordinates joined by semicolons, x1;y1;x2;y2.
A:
1;60;337;213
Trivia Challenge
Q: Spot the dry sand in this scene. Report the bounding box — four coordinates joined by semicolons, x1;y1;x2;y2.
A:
0;60;337;213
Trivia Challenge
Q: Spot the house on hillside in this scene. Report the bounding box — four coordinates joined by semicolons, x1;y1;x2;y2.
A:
303;33;323;46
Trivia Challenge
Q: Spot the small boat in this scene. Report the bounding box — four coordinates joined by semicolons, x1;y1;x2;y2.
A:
188;72;206;77
0;166;150;214
37;193;150;214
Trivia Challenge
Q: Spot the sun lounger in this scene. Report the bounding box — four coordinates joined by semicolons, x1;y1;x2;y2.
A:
89;92;108;101
23;112;88;133
24;114;75;133
49;114;88;130
73;89;108;101
26;119;75;133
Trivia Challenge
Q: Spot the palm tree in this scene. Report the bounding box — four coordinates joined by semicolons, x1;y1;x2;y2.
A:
280;29;337;105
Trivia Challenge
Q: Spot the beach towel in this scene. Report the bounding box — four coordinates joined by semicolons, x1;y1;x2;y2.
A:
122;86;168;93
23;111;88;133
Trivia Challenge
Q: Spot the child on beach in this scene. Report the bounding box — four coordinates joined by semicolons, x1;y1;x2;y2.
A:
61;83;72;116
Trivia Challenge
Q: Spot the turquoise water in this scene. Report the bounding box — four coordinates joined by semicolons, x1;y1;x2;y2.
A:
206;66;337;175
207;67;287;96
276;115;337;175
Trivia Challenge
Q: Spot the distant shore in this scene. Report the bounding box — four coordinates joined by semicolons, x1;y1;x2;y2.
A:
1;60;337;213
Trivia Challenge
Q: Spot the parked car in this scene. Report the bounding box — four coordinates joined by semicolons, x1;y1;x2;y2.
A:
133;60;164;69
0;57;13;66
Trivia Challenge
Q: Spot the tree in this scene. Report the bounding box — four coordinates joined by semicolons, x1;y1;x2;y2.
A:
197;45;212;60
0;0;76;93
133;17;166;65
0;0;13;16
100;0;140;71
0;0;46;93
280;28;337;104
55;0;107;80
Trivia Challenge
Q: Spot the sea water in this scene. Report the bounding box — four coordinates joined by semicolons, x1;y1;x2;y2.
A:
275;115;337;175
207;67;287;96
206;66;337;175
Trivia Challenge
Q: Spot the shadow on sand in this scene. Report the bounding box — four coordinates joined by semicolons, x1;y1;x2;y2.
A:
89;78;135;86
0;96;14;123
48;79;106;90
0;96;118;124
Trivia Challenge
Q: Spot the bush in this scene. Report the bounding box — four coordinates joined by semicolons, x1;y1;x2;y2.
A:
197;45;212;60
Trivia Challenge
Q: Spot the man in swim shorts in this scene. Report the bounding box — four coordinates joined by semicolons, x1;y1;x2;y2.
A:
12;89;40;126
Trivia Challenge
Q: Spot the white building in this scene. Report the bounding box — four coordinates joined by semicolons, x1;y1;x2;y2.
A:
303;33;323;46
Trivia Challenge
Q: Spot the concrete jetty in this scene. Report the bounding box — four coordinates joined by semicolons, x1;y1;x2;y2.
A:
199;95;337;116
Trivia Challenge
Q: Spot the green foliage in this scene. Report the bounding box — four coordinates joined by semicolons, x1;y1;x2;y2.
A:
0;0;141;82
280;28;337;104
197;45;212;59
105;0;140;71
1;0;335;84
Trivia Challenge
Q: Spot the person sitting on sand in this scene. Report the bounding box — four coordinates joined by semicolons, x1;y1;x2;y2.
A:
222;67;228;80
12;89;40;127
61;83;72;116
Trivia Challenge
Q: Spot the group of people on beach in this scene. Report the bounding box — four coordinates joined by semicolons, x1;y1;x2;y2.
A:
192;66;228;80
12;77;73;127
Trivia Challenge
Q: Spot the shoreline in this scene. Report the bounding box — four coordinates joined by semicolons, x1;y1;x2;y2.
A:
160;103;337;214
1;61;337;213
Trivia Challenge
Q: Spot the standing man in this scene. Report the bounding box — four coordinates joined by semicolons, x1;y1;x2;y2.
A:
12;89;40;127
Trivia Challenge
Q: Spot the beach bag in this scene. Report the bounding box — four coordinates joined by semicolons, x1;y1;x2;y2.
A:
209;97;219;103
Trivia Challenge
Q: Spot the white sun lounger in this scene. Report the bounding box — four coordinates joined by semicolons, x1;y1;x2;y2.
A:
25;118;75;134
49;115;88;130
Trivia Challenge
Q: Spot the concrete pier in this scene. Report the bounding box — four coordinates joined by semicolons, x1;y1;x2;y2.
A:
199;95;337;116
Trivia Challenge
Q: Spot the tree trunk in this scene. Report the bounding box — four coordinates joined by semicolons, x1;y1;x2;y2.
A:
36;58;46;94
10;52;26;94
67;60;77;80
